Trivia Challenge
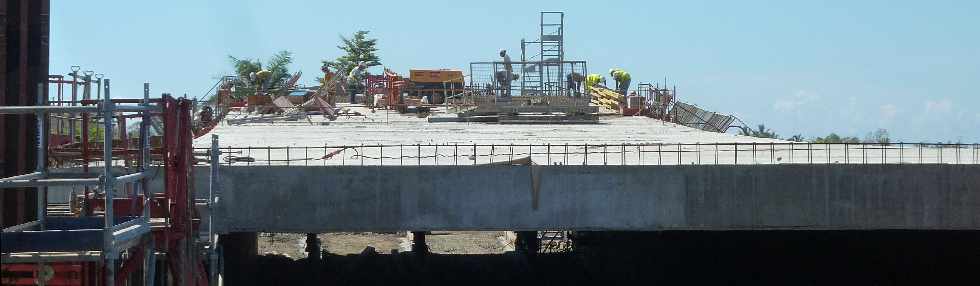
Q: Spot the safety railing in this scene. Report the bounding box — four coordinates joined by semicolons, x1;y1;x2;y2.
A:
197;142;980;166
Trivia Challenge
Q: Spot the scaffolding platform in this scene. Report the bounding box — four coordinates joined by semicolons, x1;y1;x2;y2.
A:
1;216;149;257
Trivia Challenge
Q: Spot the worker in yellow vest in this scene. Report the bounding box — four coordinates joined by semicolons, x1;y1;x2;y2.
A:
585;73;605;89
609;68;631;95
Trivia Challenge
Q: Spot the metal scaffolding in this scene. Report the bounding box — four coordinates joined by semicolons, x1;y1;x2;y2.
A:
521;12;566;94
1;80;158;285
468;12;587;99
468;60;587;97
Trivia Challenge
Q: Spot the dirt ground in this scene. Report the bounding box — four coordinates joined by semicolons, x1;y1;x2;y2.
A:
257;231;511;259
423;231;511;254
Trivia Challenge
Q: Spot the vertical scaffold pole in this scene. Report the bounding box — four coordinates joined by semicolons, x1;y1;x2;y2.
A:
36;83;48;229
102;79;116;286
209;134;221;286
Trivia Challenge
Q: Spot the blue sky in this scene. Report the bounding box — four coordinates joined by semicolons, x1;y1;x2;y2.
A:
51;0;979;142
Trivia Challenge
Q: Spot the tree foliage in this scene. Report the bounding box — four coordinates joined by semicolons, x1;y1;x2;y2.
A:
739;124;779;139
738;122;893;144
811;133;861;144
264;51;293;89
322;31;381;76
227;50;293;99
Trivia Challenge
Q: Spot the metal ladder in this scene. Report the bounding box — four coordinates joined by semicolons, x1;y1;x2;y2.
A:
539;12;564;96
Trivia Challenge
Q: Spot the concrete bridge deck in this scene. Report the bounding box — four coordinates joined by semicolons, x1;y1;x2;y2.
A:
208;164;980;233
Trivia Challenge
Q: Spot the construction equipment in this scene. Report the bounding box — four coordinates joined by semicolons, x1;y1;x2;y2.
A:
193;76;236;139
622;94;645;116
384;69;409;111
408;69;464;104
637;83;675;120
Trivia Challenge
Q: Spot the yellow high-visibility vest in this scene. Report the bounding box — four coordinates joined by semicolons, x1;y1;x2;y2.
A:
611;69;630;82
585;74;603;87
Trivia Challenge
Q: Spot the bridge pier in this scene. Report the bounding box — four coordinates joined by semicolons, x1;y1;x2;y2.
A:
220;232;258;285
515;231;539;256
305;233;321;262
412;231;429;255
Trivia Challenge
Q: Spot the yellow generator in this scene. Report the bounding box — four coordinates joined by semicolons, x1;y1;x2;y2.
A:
408;69;464;104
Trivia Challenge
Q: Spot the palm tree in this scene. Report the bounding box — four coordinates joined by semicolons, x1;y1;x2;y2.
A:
227;50;293;99
739;124;778;139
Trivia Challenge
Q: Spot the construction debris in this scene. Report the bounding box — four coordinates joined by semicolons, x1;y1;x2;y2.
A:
671;101;738;132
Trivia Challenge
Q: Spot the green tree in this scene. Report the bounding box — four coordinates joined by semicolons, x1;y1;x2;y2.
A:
227;50;293;99
739;124;779;139
322;31;381;76
264;51;295;95
812;133;860;143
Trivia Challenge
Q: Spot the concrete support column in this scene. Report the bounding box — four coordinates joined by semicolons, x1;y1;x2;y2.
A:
516;231;539;256
411;231;428;255
305;233;321;262
220;232;257;285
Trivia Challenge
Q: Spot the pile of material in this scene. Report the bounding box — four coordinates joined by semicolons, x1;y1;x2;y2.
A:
588;86;624;111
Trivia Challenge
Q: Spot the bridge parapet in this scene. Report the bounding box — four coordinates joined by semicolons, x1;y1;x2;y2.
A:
208;164;980;233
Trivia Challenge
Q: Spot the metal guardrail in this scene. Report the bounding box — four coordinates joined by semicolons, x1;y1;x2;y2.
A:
196;142;980;166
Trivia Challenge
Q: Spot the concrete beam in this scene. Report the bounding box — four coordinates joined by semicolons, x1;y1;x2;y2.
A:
209;165;980;233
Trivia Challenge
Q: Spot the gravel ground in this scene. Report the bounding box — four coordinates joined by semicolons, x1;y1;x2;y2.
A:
423;231;511;254
258;231;511;259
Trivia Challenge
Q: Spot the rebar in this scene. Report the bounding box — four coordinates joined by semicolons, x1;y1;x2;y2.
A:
191;143;980;166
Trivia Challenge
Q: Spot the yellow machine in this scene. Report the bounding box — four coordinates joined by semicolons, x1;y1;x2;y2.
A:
408;69;465;103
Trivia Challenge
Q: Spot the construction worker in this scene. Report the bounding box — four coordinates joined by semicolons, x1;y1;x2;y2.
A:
250;69;273;91
566;72;585;97
200;106;214;124
609;68;631;96
321;64;335;83
585;73;605;89
498;49;514;97
320;65;337;105
347;63;367;104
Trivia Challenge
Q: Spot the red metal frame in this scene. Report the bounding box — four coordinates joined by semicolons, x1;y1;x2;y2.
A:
4;95;211;286
1;263;90;286
384;69;408;109
162;96;209;285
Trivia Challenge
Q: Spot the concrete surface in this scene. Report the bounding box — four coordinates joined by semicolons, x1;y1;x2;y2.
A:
189;107;977;166
209;164;980;233
193;107;783;149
